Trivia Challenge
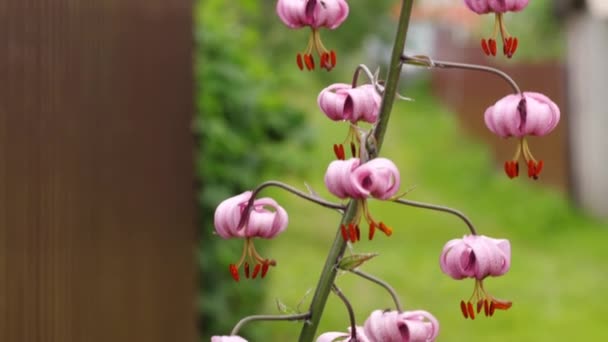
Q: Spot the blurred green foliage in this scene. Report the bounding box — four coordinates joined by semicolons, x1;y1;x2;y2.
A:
195;0;310;339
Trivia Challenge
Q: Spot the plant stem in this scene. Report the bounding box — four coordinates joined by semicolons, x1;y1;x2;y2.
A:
331;284;358;341
297;1;415;340
400;54;521;94
230;312;311;336
392;198;477;235
349;269;403;312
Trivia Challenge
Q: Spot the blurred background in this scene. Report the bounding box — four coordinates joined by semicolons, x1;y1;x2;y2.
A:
2;0;608;341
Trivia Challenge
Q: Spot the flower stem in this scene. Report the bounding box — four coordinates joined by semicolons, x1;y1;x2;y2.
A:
331;284;358;341
297;1;415;340
400;54;521;94
392;198;478;235
230;312;311;336
238;180;346;229
349;269;403;312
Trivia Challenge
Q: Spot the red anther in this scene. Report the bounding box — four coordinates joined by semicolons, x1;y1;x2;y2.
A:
489;301;496;316
251;264;261;279
333;143;345;160
504;161;519;179
229;264;240;282
481;39;490;56
378;222;393;237
536;159;544;175
355;224;360;241
320;52;329;70
296;54;304;70
527;160;534;178
350;142;357;158
489;38;497;56
467;301;475;320
368;222;376;240
476;301;483;314
330;50;336;67
460;300;469;319
510;37;519;57
492;299;513;310
348;223;357;242
261;262;270;278
483;299;489;316
304;54;314;70
340;224;349;241
244;262;250;279
503;37;512;56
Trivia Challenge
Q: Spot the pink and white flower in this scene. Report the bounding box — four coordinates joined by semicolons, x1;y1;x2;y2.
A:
440;234;512;319
363;309;439;342
484;92;560;179
318;83;381;124
213;192;288;281
276;0;349;71
324;157;401;241
464;0;530;57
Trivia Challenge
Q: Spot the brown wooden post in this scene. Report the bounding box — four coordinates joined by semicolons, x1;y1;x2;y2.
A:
0;1;196;341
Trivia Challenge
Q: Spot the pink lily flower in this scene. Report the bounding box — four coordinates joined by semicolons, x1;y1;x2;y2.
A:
363;310;439;342
484;92;560;179
324;157;401;241
464;0;530;57
318;83;381;124
276;0;349;71
440;234;512;319
213;191;288;281
316;326;370;342
211;336;248;342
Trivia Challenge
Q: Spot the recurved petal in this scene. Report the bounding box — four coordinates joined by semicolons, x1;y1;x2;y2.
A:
343;84;381;124
399;310;440;342
484;94;524;138
309;0;349;29
318;83;351;121
488;0;529;12
211;335;248;342
521;92;560;136
276;0;309;28
213;191;252;239
245;197;289;239
324;158;362;199
316;327;370;342
350;158;400;200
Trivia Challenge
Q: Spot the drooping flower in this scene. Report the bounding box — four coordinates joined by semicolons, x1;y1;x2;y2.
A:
324;157;401;241
318;83;382;123
363;309;439;342
440;234;512;319
316;326;370;342
464;0;529;58
484;92;560;179
214;191;288;281
211;336;248;342
276;0;349;71
317;82;381;160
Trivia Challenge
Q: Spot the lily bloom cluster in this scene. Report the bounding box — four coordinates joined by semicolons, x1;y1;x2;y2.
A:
325;157;400;241
277;0;349;71
440;234;512;319
318;82;381;160
214;191;288;281
464;0;529;57
317;309;439;342
484;92;560;179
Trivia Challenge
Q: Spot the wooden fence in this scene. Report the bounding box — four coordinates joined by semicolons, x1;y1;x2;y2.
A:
0;1;196;341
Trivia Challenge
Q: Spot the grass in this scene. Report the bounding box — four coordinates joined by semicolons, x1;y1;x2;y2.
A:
250;82;608;341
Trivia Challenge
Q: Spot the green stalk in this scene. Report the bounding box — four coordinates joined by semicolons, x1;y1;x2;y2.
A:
297;1;415;341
